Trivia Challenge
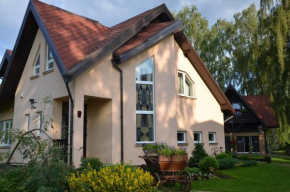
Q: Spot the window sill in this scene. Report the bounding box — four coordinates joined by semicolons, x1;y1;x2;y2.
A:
179;95;197;100
0;145;11;149
178;143;188;146
43;69;54;75
209;142;218;145
30;75;39;80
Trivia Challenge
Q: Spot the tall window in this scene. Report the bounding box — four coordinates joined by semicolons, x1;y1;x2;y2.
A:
34;53;40;76
25;114;30;132
136;57;154;143
46;45;54;71
178;71;194;97
37;112;42;136
1;120;12;146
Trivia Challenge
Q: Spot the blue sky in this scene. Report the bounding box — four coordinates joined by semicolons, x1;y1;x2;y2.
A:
0;0;259;61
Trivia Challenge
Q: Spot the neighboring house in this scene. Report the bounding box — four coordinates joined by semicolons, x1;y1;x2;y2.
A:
224;85;278;154
0;0;234;166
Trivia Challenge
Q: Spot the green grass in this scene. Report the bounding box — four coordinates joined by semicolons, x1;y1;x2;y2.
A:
271;156;290;165
191;163;290;192
272;150;286;155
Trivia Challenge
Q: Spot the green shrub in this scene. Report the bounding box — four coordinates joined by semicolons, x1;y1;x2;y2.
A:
188;143;208;167
184;167;201;174
78;157;103;172
67;164;158;191
218;158;240;170
225;150;232;157
216;153;231;160
199;157;219;172
242;160;258;167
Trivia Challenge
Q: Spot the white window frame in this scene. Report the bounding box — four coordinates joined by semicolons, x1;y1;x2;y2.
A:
194;132;202;143
1;120;12;146
178;71;194;98
46;45;54;71
37;112;42;136
177;131;186;144
33;53;40;76
25;114;30;132
209;132;216;143
136;57;155;143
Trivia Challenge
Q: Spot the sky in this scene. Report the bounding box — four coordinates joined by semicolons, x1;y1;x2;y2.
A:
0;0;260;61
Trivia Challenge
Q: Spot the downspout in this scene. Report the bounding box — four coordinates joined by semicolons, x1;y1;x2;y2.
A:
65;80;74;165
111;59;124;162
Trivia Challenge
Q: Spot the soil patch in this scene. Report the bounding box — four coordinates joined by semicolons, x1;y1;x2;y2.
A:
215;172;236;179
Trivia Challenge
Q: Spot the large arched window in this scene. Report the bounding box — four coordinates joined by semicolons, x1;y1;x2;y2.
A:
136;57;154;143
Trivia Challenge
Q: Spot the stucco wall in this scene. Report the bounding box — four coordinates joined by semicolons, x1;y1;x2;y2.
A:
86;98;112;164
11;29;68;162
175;39;225;155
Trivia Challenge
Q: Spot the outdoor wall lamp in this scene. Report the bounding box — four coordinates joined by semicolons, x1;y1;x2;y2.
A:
29;99;37;109
78;111;82;118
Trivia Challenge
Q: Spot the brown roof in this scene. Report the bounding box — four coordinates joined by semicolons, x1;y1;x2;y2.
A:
115;21;177;56
243;95;278;127
33;0;162;71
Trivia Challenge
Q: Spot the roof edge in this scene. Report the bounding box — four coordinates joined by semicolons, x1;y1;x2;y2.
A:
113;20;183;64
174;32;235;115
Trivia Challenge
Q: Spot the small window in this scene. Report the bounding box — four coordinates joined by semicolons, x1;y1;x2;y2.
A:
194;132;202;143
177;131;186;144
209;132;216;143
46;45;54;71
34;54;40;76
25;114;30;132
178;71;194;97
1;120;12;146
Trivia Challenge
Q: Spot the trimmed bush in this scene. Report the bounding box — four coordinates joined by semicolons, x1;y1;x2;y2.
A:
78;157;103;172
242;160;258;167
188;143;208;167
184;167;201;174
218;158;240;170
199;157;219;172
67;164;158;191
216;153;231;160
225;150;232;157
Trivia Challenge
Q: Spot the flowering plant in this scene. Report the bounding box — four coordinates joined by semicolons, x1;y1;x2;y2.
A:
142;142;187;157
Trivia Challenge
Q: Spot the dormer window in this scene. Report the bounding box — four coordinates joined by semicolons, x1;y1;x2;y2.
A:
46;45;54;71
33;53;40;76
178;71;194;97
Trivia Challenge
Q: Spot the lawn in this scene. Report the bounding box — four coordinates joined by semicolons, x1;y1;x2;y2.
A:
271;155;290;165
191;163;290;192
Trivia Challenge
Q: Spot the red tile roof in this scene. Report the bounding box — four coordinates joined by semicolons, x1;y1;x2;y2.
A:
115;21;177;56
243;95;278;127
33;0;163;71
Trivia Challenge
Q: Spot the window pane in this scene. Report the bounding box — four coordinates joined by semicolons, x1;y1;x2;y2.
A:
136;114;154;142
48;46;54;61
35;55;40;66
178;73;184;94
48;61;54;69
209;133;215;142
194;133;201;142
232;103;241;110
136;84;153;111
177;132;185;142
136;58;153;81
35;68;39;75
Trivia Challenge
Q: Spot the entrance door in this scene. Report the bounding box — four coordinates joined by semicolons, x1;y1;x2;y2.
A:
83;104;88;158
225;136;231;151
251;136;260;152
